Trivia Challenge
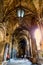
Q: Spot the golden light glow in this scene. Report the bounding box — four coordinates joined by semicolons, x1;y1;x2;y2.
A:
34;28;42;50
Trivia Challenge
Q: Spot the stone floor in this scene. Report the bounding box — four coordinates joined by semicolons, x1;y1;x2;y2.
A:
2;58;43;65
2;59;38;65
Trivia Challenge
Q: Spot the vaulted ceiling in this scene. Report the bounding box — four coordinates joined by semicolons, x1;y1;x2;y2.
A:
0;0;43;23
0;0;43;45
0;0;43;61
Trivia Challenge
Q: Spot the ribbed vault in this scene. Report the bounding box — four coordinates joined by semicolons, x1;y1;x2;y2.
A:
0;0;43;63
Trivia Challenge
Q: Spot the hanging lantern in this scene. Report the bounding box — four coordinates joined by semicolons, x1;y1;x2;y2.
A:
17;9;25;17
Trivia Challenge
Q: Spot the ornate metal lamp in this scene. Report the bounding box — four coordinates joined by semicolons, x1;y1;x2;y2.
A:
17;0;25;18
17;9;25;17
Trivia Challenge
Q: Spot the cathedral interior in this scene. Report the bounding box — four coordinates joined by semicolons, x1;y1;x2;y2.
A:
0;0;43;65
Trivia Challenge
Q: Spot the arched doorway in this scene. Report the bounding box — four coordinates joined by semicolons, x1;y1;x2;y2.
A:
11;27;32;59
18;38;27;58
3;43;10;61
